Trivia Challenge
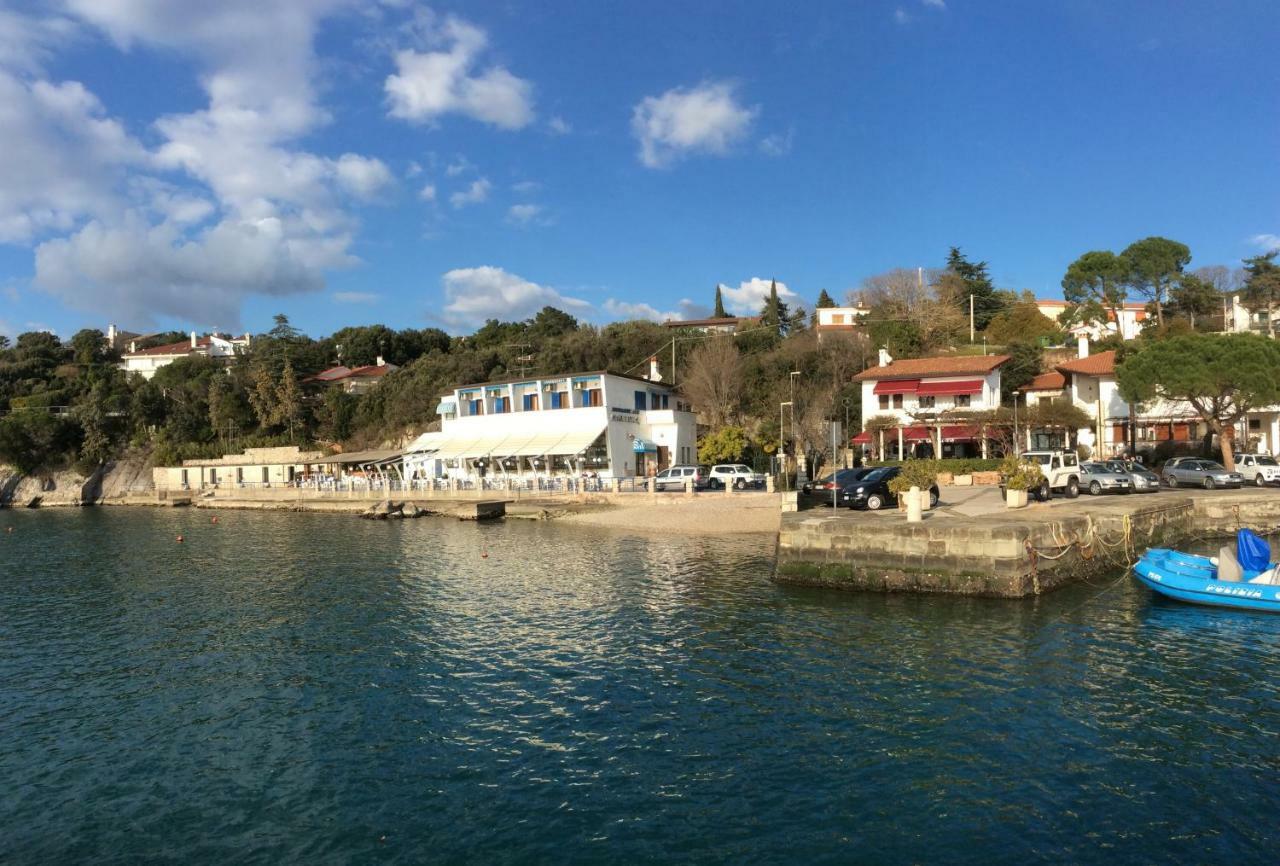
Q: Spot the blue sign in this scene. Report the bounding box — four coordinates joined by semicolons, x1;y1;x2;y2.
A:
632;438;656;453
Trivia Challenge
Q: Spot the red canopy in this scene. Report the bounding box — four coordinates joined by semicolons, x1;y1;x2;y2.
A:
872;379;920;395
851;431;873;444
916;379;983;396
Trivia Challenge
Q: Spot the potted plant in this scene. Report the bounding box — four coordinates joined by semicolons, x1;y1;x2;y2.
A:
952;459;973;486
888;460;939;511
999;454;1043;509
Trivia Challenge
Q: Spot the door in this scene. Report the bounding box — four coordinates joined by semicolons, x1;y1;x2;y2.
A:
657;445;670;471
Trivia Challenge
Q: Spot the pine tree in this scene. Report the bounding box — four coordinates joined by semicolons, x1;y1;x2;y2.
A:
759;280;790;336
947;247;1004;332
248;361;279;430
713;285;728;318
787;305;809;334
815;289;836;309
275;358;304;442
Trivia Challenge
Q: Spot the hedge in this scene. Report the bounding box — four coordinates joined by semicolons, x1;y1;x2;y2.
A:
869;458;1004;474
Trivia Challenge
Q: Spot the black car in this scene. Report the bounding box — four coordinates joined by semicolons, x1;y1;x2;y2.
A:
840;465;940;511
801;468;874;506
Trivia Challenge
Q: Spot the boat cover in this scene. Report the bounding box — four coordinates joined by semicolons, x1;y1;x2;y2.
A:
1238;529;1271;573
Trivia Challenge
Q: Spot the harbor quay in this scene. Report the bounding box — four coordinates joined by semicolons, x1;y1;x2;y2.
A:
776;488;1280;598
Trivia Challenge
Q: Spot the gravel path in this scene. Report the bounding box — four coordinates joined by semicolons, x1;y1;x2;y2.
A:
556;493;781;535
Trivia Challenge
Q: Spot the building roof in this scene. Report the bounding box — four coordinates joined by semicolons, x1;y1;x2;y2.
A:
661;316;752;328
853;354;1011;381
1022;371;1067;392
443;369;677;396
346;364;395;378
1055;350;1117;377
123;338;207;357
307;365;353;382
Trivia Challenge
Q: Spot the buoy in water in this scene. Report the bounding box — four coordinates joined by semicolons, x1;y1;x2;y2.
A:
481;552;488;559
176;534;184;543
211;516;219;524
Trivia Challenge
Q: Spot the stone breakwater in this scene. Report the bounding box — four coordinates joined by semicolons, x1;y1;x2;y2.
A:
775;490;1280;598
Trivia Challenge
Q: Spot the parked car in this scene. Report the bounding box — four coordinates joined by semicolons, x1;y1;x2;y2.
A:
654;464;710;491
802;468;874;506
1233;453;1280;487
1020;450;1082;499
1161;456;1200;472
1162;459;1243;489
708;463;767;490
1106;459;1161;493
1078;461;1133;495
841;465;939;511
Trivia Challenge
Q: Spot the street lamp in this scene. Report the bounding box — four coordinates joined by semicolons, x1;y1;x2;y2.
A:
789;371;802;483
780;401;793;491
843;397;851;468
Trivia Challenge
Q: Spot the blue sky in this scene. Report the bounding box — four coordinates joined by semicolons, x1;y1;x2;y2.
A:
1;0;1278;340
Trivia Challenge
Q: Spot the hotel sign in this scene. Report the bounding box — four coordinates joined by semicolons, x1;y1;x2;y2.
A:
610;410;640;424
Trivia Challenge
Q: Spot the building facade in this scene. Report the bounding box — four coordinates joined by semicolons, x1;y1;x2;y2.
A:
306;357;399;394
851;350;1010;458
1034;299;1147;341
402;365;696;482
661;317;753;334
121;331;251;380
814;305;870;341
153;446;329;490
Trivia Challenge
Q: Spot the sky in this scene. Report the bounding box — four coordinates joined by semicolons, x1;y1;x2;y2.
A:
1;0;1278;341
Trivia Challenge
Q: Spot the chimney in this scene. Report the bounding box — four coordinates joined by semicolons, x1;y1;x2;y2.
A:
190;330;198;349
1077;334;1090;359
128;340;137;354
646;355;662;382
376;355;385;367
877;347;893;367
107;324;117;347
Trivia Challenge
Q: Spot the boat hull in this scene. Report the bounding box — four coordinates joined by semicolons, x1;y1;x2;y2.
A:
1133;549;1280;613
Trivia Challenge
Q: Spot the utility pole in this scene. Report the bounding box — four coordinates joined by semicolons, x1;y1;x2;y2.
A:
970;293;975;343
671;338;676;385
507;342;534;377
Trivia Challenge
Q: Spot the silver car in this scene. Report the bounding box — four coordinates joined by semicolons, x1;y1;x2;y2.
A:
1106;460;1161;493
1163;459;1243;489
1078;461;1132;495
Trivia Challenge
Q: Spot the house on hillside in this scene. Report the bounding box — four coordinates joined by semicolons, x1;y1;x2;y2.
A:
661;316;754;334
401;358;696;483
814;304;870;341
852;350;1010;459
1034;299;1148;341
305;357;399;395
120;331;251;380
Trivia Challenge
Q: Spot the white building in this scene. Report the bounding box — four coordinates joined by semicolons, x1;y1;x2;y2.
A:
401;361;697;482
120;331;251;380
305;357;399;394
661;316;753;334
814;305;870;341
851;349;1010;458
1034;299;1148;341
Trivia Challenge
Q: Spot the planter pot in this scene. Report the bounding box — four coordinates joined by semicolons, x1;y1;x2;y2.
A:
936;472;954;486
1006;488;1028;509
953;474;973;486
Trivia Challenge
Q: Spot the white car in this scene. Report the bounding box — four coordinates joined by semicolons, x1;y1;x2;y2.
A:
707;464;766;490
1233;453;1280;487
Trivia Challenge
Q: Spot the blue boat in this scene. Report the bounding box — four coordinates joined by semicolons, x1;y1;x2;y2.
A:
1134;530;1280;612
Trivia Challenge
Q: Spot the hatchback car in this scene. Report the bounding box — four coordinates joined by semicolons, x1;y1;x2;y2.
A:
1078;461;1132;495
801;468;874;506
1106;460;1160;493
1233;453;1280;487
841;466;939;511
1162;459;1243;489
653;465;710;491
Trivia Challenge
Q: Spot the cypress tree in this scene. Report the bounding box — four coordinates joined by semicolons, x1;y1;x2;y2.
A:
713;285;728;318
815;289;836;308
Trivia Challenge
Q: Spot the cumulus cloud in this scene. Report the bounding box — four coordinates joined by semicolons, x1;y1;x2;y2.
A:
505;203;544;226
632;81;758;168
333;291;379;303
418;183;437;201
1250;233;1280;251
759;128;794;157
922;0;947;9
602;298;709;323
440;266;589;330
449;178;491;208
385;14;534;129
717;278;798;316
333;153;394;200
547;116;571;135
894;8;911;24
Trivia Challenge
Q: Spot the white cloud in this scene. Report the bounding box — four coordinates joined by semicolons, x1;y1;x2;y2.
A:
333;153;394;200
922;0;947;9
759;128;794;157
1250;233;1280;251
505;203;543;226
602;298;709;323
631;81;758;169
333;291;379;304
449;178;491;208
440;266;589;330
444;156;473;177
34;214;341;329
0;8;77;73
547;116;571;135
718;278;799;316
405;160;422;177
385;14;534;129
511;180;540;195
418;183;437;202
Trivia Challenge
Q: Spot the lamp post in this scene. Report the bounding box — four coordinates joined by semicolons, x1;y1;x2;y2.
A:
789;371;802;483
780;401;793;491
843;397;851;468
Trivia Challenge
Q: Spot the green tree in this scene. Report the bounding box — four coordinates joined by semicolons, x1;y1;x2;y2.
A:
1000;339;1043;401
1062;250;1126;332
1167;273;1222;329
527;306;579;340
698;426;749;464
787;305;809;334
1116;333;1280;470
275;358;304;441
1120;236;1191;328
947;247;1004;331
0;410;80;474
759;280;790;336
315;387;357;443
0;335;10;351
713;285;728;318
985;300;1062;345
248;361;279;429
815;289;836;309
269;313;302;343
69;329;108;366
1240;251;1280;338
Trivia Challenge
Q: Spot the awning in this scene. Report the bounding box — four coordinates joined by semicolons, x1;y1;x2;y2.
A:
851;431;873;445
425;425;606;461
632;437;656;453
917;379;982;396
321;448;403;465
872;379;920;395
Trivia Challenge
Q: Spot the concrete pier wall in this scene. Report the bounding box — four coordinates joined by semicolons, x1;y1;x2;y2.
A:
776;492;1280;598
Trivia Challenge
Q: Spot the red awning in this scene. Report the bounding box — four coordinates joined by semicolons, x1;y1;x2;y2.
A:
941;424;980;441
851;431;873;444
902;426;933;442
916;379;983;396
872;379;920;395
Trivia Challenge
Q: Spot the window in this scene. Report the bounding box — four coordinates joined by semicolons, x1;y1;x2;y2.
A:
918;396;935;409
635;390;647;411
893;394;904;409
262;467;269;483
522;393;538;411
662;394;669;409
955;394;971;408
493;396;510;413
879;394;889;410
236;468;243;483
469;398;483;415
651;393;662;410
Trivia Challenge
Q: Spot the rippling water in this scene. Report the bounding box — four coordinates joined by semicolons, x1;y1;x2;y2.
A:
2;509;1278;864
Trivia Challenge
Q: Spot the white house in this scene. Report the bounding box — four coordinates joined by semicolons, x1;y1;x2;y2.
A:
814;305;870;341
401;360;697;482
661;316;754;334
305;357;399;394
120;331;251;380
851;349;1010;458
1034;299;1147;341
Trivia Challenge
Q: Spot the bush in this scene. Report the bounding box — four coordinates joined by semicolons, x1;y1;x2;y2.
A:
887;460;940;495
871;457;1001;474
999;454;1044;491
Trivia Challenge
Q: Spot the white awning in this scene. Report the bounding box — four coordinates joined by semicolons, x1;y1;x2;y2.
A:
426;426;605;460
